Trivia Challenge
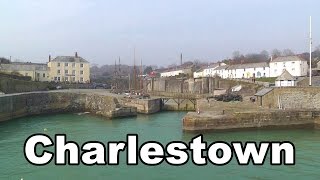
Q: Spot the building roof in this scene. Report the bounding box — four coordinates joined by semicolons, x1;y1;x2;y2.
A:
0;63;48;71
51;56;89;63
214;65;229;70
254;87;274;96
271;55;307;63
204;63;220;69
227;62;269;70
276;69;295;81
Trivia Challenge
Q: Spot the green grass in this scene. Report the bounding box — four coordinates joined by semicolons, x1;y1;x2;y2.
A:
256;77;276;83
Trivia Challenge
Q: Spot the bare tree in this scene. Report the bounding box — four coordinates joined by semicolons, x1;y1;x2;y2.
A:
282;49;295;56
271;49;282;58
232;51;241;60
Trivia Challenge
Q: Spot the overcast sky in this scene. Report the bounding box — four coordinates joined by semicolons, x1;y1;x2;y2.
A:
0;0;319;66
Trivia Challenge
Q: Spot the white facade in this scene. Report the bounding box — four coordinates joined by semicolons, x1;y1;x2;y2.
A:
275;80;296;87
226;62;270;79
269;56;308;77
160;69;184;77
193;71;203;78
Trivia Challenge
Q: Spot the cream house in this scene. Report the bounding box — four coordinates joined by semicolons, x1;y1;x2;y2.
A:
47;52;90;83
0;62;49;81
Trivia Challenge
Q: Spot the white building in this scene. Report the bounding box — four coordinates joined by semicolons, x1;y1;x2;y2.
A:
212;65;229;78
160;65;193;78
160;69;184;77
227;62;270;79
193;69;204;78
275;69;296;87
269;56;308;77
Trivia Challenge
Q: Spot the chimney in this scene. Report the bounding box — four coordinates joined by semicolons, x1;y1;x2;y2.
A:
49;55;51;62
75;52;78;58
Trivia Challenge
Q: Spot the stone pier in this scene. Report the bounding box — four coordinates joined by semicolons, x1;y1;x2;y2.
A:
0;90;161;122
183;110;320;131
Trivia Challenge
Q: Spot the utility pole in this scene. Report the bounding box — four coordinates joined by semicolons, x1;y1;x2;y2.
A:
133;47;136;91
180;53;183;65
309;16;312;86
128;73;131;91
140;59;143;90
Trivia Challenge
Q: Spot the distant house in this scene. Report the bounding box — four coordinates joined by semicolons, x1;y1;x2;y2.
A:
275;69;296;87
227;62;269;79
160;64;193;78
47;52;90;83
193;68;204;78
213;65;229;78
269;56;308;77
0;62;49;81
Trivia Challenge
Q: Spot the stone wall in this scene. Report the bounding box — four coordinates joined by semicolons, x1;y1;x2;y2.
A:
120;98;161;114
147;77;216;94
260;87;320;109
183;110;320;131
0;76;52;94
147;77;262;96
0;92;138;122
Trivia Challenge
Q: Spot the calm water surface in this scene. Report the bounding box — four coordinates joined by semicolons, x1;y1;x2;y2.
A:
0;112;319;180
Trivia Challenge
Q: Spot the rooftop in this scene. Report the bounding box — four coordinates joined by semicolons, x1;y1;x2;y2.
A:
254;87;274;96
271;55;307;63
51;56;89;63
227;62;269;70
276;69;296;81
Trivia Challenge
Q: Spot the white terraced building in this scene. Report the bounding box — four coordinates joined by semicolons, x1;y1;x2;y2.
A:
269;56;308;77
226;62;270;79
193;56;308;79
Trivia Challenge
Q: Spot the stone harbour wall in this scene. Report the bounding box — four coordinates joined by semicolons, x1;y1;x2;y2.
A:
0;91;139;122
183;110;320;131
260;87;320;109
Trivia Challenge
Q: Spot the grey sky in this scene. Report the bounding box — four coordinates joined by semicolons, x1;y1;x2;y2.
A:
0;0;319;66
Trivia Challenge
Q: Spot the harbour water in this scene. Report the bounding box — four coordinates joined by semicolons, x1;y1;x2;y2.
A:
0;112;320;180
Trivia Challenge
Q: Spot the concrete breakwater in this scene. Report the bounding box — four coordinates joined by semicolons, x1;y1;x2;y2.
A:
183;110;320;131
0;90;161;122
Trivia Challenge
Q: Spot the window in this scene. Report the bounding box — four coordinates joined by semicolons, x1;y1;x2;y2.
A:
25;73;28;76
43;73;45;78
274;69;277;72
65;63;68;66
57;70;61;74
80;77;84;82
57;77;60;81
72;77;76;82
72;70;76;75
263;67;265;70
57;63;60;67
65;70;68;74
283;62;286;67
292;68;295;71
244;68;246;71
72;63;75;68
65;77;68;81
292;62;295;64
37;73;40;77
80;70;84;75
254;68;256;71
54;77;57;81
80;64;84;68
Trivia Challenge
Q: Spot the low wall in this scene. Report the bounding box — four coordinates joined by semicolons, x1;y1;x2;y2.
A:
0;91;137;122
121;98;161;114
183;110;320;131
259;87;320;109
